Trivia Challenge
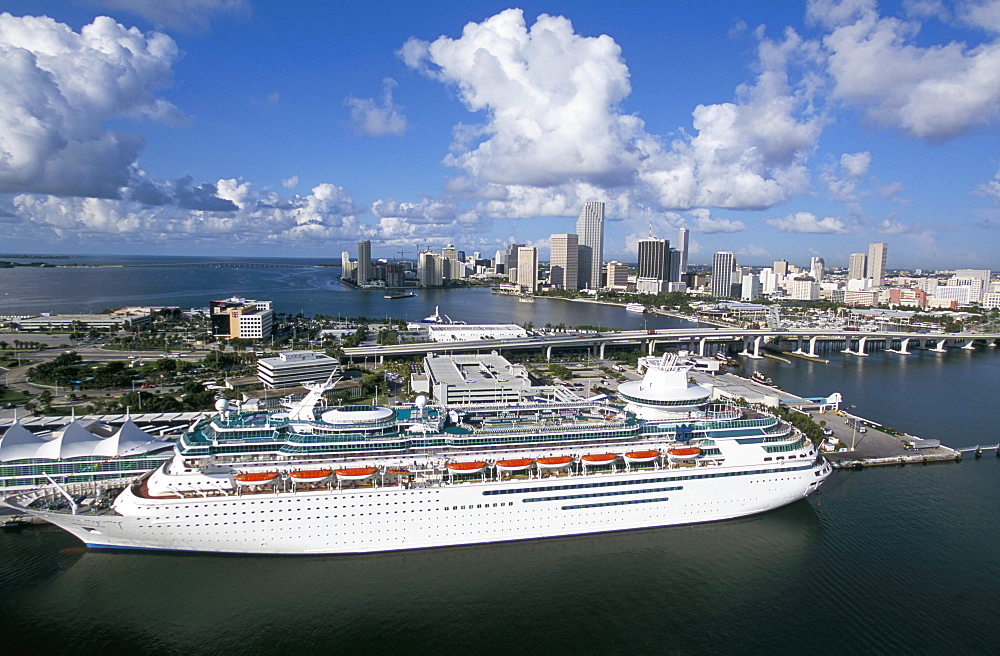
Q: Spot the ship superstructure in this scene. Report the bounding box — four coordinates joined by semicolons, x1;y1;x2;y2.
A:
5;365;830;554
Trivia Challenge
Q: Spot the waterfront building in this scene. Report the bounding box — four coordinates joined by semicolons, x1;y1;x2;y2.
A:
17;311;151;332
506;243;525;284
0;419;174;492
426;324;528;342
950;270;990;303
423;353;531;406
357;240;372;285
843;290;879;306
848;252;867;280
442;244;458;261
867;242;888;286
549;234;579;291
210;297;273;341
711;251;737;299
517;246;539;293
257;351;341;390
606;261;630;291
576;201;605;290
340;251;356;282
637;238;669;280
418;251;440;287
934;284;973;306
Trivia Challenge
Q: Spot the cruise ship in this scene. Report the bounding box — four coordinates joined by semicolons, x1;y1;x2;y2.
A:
4;355;831;554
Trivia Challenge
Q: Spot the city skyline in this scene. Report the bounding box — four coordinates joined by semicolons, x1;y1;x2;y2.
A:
1;2;999;268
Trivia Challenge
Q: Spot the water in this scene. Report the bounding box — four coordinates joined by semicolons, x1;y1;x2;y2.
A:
1;257;998;653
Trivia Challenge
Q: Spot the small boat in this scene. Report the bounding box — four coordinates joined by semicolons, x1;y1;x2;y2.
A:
335;467;378;481
536;455;574;469
289;469;333;482
233;471;281;485
626;303;646;313
624;450;660;463
446;461;487;474
384;292;416;299
495;458;534;472
667;447;702;458
386;467;410;476
580;453;618;465
518;294;535;303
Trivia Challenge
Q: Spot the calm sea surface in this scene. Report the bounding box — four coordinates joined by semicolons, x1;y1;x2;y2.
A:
1;257;998;654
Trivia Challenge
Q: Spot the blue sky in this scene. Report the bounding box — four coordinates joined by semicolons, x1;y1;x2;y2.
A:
1;0;999;269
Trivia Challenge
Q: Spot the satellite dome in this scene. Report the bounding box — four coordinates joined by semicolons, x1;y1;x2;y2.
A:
215;399;230;412
415;395;427;408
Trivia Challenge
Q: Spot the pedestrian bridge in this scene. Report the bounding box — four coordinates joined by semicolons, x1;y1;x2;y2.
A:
343;327;1000;363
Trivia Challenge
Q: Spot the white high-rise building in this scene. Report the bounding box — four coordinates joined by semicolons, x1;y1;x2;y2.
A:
506;243;524;284
810;257;825;282
741;274;762;301
677;227;689;277
867;242;887;286
517;246;539;293
711;251;736;298
549;234;579;291
952;269;991;303
848;252;867;280
576;202;605;290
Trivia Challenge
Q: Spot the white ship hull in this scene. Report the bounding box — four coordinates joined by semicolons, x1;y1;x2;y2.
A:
12;459;830;555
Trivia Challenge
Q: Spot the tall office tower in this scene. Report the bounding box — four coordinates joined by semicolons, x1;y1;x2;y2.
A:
848;252;867;280
810;256;825;282
741;274;762;301
637;238;670;280
772;259;789;277
340;251;356;281
712;251;737;298
867;242;887;286
517;246;539;293
494;250;507;275
576;201;605;290
506;243;524;283
677;227;689;276
357;240;372;284
549;234;579;291
442;244;458;261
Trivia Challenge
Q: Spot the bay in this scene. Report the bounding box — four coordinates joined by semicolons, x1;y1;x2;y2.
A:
0;256;997;654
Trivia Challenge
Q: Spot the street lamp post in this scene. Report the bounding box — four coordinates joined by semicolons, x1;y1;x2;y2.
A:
848;404;858;449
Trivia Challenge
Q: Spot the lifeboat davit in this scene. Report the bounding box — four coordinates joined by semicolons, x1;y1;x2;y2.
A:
233;471;280;485
668;446;702;458
580;453;618;465
446;461;487;474
536;455;574;469
624;450;660;463
289;469;333;482
336;466;378;481
495;458;534;472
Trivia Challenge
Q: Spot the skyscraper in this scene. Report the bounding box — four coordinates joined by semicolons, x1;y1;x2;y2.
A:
506;243;524;284
517;246;538;293
712;251;736;298
810;256;825;282
357;240;372;284
677;227;689;277
867;242;887;286
576;201;605;290
549;234;579;291
637;238;670;280
848;252;867;280
772;259;789;277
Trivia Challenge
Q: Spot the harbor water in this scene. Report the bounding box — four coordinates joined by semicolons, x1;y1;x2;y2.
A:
1;257;998;653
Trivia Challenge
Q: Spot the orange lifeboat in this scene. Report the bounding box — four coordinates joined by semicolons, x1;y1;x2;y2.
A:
495;458;534;472
335;466;378;481
624;449;660;463
386;467;410;476
233;471;280;485
536;455;574;469
289;469;333;482
581;453;618;465
668;446;702;458
446;461;487;474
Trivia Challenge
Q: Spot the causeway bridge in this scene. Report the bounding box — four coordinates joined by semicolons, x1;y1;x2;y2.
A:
344;328;1000;363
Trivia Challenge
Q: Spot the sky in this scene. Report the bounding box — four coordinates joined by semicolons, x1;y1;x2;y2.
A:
1;0;999;270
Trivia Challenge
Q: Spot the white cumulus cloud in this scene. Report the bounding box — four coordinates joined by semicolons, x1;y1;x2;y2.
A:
689;209;747;233
765;211;848;233
0;14;181;198
345;78;408;137
93;0;251;34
